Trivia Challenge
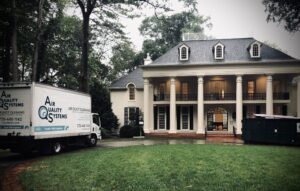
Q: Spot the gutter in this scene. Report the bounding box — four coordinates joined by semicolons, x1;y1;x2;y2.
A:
140;59;300;69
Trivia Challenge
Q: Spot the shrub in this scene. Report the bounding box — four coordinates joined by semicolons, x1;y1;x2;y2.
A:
119;125;144;138
100;127;119;139
90;80;119;131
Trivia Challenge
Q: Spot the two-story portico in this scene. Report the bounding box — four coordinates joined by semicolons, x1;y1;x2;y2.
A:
110;38;300;138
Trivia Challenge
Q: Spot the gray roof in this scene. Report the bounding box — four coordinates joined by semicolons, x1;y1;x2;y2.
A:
147;37;295;66
110;38;297;89
110;68;144;90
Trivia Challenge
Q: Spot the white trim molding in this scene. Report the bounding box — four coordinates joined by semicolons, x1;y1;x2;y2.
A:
179;44;189;61
214;42;225;60
249;41;261;58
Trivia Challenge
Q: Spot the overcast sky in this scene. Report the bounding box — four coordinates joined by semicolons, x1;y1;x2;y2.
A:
121;0;300;59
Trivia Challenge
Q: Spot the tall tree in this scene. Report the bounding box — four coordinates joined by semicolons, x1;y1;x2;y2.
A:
139;11;211;60
110;41;137;79
11;0;18;81
32;0;45;82
74;0;196;92
263;0;300;32
0;0;19;82
109;11;211;78
0;0;11;81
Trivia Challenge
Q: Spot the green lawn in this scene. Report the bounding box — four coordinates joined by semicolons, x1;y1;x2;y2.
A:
20;144;300;191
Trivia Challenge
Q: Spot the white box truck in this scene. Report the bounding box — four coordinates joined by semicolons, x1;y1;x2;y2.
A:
0;82;101;154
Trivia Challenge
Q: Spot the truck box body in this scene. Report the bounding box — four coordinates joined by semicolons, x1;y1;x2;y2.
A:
0;83;100;152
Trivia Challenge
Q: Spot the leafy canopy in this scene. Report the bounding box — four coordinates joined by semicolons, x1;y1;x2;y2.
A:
263;0;300;32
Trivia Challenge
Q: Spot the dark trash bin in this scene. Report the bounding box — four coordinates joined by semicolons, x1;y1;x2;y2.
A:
242;117;300;145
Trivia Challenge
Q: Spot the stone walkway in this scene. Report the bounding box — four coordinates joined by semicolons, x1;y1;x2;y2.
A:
99;137;244;148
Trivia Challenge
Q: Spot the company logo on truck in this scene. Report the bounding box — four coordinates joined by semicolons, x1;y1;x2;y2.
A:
0;91;24;110
38;96;67;123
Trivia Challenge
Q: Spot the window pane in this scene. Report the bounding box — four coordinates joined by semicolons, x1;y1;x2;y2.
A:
248;81;255;94
216;46;222;58
181;106;189;129
181;47;187;59
129;84;135;100
182;82;188;99
209;80;225;93
253;44;259;56
158;107;166;129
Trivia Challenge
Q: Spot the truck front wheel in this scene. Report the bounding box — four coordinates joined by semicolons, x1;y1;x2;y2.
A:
52;141;62;154
86;135;97;147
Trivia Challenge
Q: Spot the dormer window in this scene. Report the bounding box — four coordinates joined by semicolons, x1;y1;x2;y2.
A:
249;41;261;58
252;44;259;56
127;83;135;100
214;42;224;60
179;44;189;61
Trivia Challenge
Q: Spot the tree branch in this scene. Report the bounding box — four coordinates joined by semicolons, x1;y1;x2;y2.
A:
77;0;85;14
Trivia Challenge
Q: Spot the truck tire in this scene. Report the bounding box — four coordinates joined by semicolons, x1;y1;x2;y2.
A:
52;141;62;154
39;141;52;155
87;135;97;147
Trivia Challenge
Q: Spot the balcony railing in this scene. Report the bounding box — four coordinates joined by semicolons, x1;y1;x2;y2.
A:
154;94;170;101
243;92;289;100
154;92;289;101
176;94;197;101
273;92;289;100
243;93;266;100
204;93;236;100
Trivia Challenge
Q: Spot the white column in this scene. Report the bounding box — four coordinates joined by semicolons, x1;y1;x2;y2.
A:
236;75;243;135
149;84;154;131
197;76;205;134
143;78;150;133
266;75;273;115
296;76;300;117
169;77;177;133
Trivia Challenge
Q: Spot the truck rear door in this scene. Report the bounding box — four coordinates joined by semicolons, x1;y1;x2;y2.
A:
0;86;32;137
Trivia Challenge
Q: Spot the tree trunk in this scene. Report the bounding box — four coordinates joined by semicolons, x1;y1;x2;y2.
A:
21;55;25;81
32;0;44;82
11;0;18;82
3;26;11;82
79;14;90;92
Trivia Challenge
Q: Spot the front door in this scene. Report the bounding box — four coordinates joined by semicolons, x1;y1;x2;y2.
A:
207;107;228;131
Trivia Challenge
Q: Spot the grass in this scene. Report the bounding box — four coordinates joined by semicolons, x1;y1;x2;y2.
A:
19;144;300;191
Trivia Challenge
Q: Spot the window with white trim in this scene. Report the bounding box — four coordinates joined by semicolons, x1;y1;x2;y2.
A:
250;41;261;58
128;84;135;100
181;82;189;100
158;106;167;129
214;43;224;60
124;107;139;126
179;44;189;61
252;44;259;57
181;106;189;130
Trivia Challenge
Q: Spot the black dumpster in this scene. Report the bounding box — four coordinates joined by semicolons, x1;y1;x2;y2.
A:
242;118;300;145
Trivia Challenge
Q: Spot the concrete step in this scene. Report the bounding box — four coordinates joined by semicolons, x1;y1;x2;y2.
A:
206;134;235;138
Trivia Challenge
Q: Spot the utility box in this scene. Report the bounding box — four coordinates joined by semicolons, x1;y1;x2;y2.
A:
242;116;300;145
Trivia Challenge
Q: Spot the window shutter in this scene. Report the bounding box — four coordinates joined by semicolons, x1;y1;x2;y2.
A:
255;105;260;114
190;106;193;130
124;107;128;125
154;106;158;130
282;105;287;115
135;107;139;126
243;105;247;118
166;106;170;130
177;106;181;130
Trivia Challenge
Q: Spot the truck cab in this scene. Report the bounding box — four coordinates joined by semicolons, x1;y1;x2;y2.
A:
91;113;101;140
